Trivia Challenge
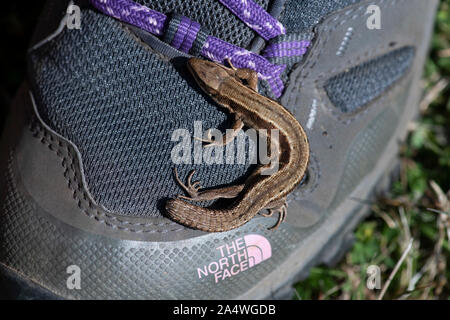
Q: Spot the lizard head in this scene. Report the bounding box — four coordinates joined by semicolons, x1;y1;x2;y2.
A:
187;58;233;94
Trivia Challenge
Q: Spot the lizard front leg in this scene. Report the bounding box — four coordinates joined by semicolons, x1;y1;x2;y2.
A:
195;116;244;148
173;168;244;201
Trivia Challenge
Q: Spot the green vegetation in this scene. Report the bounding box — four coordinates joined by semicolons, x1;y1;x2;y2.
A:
294;0;450;300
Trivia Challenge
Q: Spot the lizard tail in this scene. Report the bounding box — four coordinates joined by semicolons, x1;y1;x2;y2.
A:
165;199;246;232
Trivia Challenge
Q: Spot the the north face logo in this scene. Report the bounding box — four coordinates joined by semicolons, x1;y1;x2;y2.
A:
197;234;272;283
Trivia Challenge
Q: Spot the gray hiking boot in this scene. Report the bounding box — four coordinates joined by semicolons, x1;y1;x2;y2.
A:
0;0;438;299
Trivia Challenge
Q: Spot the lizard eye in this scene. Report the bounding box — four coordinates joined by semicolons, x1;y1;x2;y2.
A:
240;78;250;86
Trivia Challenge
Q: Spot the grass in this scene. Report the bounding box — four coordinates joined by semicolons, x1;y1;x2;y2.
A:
294;0;450;300
0;1;449;301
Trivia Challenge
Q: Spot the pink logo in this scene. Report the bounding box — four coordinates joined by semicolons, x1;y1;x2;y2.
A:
197;234;272;283
244;234;272;267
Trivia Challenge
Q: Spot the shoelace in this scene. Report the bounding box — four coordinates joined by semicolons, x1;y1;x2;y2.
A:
89;0;312;98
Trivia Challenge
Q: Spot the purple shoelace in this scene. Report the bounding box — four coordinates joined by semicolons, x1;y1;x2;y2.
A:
89;0;311;98
217;0;285;41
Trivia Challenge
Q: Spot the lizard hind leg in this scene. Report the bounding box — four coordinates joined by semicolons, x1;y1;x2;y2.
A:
173;168;202;200
173;168;245;202
261;197;288;230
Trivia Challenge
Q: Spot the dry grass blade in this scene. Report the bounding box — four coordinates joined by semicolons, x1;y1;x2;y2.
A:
399;207;413;290
377;239;414;300
438;48;450;58
408;181;449;295
373;205;398;229
294;288;301;300
419;78;449;113
429;181;450;242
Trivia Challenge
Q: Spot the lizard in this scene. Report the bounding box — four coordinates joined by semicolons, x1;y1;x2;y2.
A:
165;57;310;232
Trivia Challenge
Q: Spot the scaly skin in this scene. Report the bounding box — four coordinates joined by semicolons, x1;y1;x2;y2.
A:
165;58;309;232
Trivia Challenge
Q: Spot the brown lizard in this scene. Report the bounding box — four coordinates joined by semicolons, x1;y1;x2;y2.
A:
165;57;309;232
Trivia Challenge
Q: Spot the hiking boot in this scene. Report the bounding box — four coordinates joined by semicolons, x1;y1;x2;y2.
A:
0;0;438;299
